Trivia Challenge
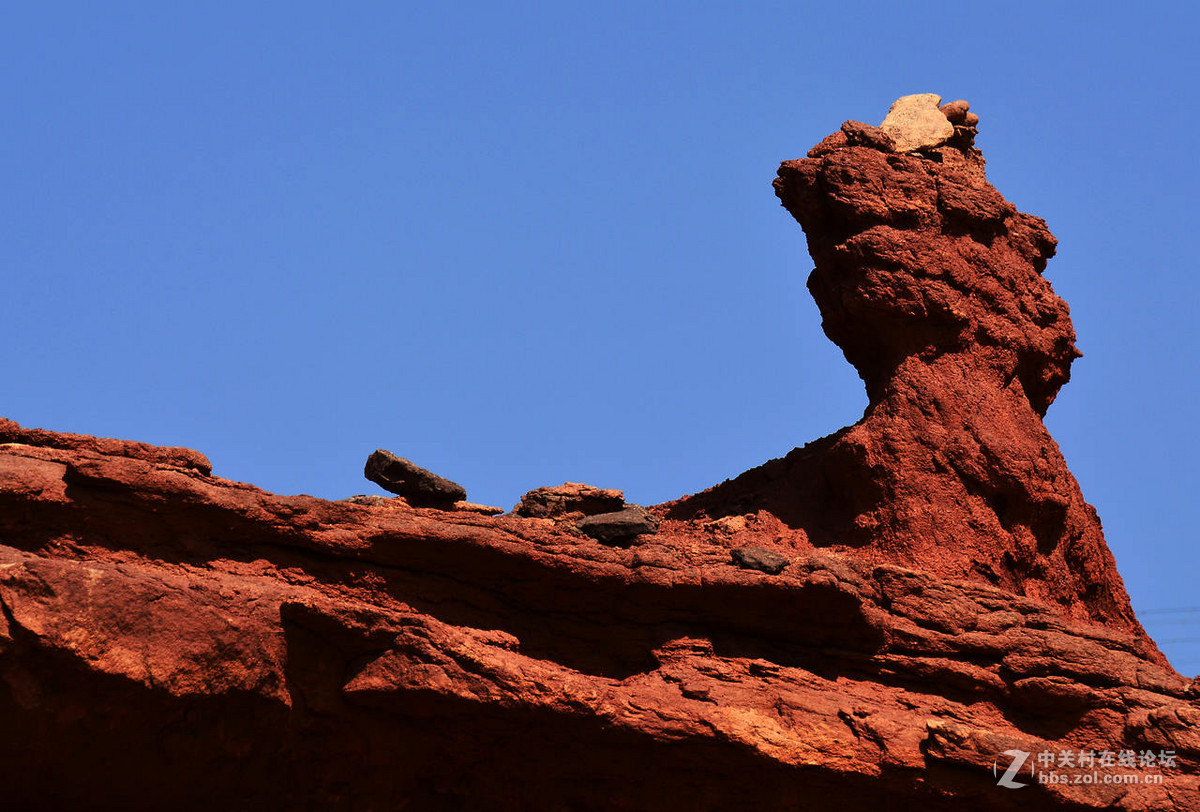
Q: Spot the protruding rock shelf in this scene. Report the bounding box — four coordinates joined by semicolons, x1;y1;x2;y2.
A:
0;98;1196;811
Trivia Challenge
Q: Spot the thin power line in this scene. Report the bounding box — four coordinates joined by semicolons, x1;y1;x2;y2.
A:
1140;607;1200;615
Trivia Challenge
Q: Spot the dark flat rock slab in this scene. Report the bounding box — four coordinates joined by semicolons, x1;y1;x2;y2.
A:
513;482;625;519
364;449;466;508
576;505;659;546
731;546;790;575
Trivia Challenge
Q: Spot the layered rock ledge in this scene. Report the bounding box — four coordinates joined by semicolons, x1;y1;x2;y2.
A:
1;99;1196;811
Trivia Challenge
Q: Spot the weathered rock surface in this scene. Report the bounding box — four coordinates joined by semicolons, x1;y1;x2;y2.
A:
939;99;974;125
453;500;505;515
841;119;897;152
0;98;1196;811
731;544;790;575
940;98;981;150
880;92;955;152
363;448;466;507
513;481;625;519
0;416;211;474
576;505;660;545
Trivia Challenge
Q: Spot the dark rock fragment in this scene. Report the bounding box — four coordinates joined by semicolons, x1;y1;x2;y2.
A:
576;506;659;545
363;449;466;508
731;546;790;575
840;120;896;152
514;482;625;519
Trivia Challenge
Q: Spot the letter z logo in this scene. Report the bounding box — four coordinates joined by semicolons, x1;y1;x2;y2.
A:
993;749;1030;788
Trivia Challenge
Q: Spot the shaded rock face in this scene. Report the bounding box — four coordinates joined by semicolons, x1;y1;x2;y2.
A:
731;545;790;575
667;105;1138;636
1;99;1197;811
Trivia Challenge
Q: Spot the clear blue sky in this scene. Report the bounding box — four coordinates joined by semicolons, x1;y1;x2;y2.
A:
4;2;1197;671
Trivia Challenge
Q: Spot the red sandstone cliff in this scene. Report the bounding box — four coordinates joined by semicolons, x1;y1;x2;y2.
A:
1;97;1196;811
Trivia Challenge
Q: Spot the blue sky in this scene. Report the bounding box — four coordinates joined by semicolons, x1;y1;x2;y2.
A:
4;2;1197;670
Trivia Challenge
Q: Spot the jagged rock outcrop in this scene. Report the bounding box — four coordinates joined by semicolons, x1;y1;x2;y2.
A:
668;94;1137;638
1;99;1196;811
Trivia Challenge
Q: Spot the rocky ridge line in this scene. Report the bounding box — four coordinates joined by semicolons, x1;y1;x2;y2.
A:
1;96;1196;810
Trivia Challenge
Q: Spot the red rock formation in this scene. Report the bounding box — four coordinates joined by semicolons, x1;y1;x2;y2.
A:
1;101;1197;811
667;112;1137;635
